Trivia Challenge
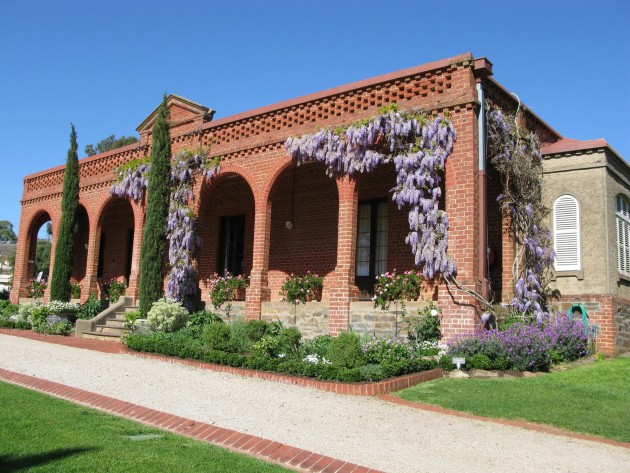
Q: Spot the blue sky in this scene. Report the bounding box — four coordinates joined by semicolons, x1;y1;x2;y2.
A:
1;0;628;235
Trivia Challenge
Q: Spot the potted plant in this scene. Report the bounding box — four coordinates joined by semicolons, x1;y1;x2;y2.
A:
280;271;324;304
207;273;249;318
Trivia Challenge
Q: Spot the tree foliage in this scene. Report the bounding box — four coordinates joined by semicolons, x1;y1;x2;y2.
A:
138;96;172;316
85;134;138;156
0;221;17;242
35;240;51;277
50;124;80;301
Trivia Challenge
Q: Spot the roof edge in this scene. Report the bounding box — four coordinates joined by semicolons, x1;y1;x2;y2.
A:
204;52;475;130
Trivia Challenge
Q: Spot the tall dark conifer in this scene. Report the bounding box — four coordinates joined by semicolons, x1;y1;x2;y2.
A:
138;95;172;315
50;124;80;301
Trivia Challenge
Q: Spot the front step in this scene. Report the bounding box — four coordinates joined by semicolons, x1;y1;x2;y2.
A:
82;331;124;342
76;299;138;342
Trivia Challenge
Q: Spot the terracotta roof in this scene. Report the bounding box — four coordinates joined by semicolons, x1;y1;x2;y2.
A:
540;138;611;155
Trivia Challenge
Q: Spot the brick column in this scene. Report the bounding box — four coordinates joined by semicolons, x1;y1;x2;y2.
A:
80;216;100;303
328;176;359;336
438;106;482;340
10;213;33;303
246;195;272;319
126;202;145;302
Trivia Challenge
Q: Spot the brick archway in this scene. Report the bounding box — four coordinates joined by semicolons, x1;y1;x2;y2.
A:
197;172;256;304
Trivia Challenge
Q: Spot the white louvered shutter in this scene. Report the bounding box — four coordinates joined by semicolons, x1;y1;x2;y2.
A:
553;195;580;271
616;195;630;276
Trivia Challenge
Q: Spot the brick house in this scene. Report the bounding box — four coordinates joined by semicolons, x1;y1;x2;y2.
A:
10;52;627;354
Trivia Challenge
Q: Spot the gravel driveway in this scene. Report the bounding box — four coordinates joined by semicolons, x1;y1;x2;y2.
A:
1;334;628;473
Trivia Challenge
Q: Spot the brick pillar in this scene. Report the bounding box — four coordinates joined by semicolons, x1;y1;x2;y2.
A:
10;212;32;303
246;195;272;319
126;202;145;302
438;106;481;340
80;216;100;303
328;176;359;336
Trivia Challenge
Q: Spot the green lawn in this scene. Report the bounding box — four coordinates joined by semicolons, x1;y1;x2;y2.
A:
397;358;630;443
0;381;289;472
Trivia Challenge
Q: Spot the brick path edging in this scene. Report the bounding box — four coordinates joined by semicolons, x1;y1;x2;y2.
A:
0;368;382;473
0;329;443;395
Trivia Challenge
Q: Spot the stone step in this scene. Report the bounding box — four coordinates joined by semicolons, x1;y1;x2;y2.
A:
95;325;128;335
104;319;125;328
82;331;122;342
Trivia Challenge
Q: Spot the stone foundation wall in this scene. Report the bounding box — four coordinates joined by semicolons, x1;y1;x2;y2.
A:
204;300;433;339
614;298;630;354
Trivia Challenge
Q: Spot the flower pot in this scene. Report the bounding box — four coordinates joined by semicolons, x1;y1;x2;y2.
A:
234;287;247;301
307;287;323;302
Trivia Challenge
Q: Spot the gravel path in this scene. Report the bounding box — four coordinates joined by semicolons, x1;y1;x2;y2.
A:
1;334;628;473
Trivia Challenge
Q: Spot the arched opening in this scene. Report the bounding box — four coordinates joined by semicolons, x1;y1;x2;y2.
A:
25;211;53;283
96;198;135;290
197;173;255;297
268;161;338;300
356;162;416;298
71;205;90;284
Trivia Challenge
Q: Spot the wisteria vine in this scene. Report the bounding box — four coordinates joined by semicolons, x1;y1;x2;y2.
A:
285;105;457;279
110;148;220;305
487;105;555;322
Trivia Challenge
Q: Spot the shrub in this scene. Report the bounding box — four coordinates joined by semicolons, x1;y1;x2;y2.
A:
280;271;323;304
124;310;142;331
362;338;412;365
38;320;73;336
358;364;384;381
70;283;81;299
468;354;492;370
327;332;364;369
301;335;333;358
407;302;441;342
251;335;280;357
48;300;80;314
244;319;269;342
0;301;18;318
202;322;232;352
229;319;251;353
103;278;126;303
77;293;104;320
277;327;302;354
184;310;223;339
146;298;188;332
28;305;51;330
544;314;590;362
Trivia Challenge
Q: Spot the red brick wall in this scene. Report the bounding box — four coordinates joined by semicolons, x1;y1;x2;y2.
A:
268;161;338;300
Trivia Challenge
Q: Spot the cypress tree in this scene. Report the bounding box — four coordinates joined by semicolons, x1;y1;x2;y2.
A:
50;124;80;301
138;95;172;315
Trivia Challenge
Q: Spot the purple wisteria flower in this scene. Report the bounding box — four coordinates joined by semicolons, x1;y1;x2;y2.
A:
286;107;457;279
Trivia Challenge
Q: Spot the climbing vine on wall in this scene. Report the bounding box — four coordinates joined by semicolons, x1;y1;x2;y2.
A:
110;148;220;306
486;105;555;322
285;104;457;279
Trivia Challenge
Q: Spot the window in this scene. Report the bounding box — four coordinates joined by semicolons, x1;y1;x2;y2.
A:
218;215;245;276
553;195;580;271
355;200;388;298
616;195;630;276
